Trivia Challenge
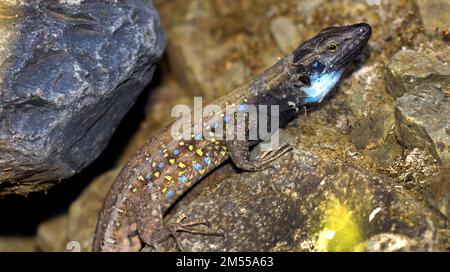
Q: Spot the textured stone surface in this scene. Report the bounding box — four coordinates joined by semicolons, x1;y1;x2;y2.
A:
395;87;450;163
426;164;450;219
416;0;450;36
2;0;449;252
158;149;439;252
0;0;165;195
385;50;450;98
270;16;300;54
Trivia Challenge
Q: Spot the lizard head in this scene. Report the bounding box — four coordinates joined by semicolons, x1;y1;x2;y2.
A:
289;23;372;104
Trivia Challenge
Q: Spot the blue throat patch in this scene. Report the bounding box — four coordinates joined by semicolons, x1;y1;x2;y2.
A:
303;70;343;103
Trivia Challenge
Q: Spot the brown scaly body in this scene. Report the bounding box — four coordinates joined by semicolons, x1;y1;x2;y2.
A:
93;23;371;251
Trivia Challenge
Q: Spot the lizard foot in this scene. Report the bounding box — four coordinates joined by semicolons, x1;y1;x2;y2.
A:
141;214;223;252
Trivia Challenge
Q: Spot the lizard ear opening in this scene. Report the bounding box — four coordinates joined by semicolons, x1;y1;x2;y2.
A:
298;74;311;86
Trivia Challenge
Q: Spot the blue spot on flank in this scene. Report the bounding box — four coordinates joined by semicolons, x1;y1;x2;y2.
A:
166;190;174;197
145;173;152;181
178;175;187;183
157;162;164;170
212;123;219;129
173;149;180;156
194;134;202;140
303;70;343;104
193;163;202;171
203;157;211;165
238;104;248;111
223;115;231;122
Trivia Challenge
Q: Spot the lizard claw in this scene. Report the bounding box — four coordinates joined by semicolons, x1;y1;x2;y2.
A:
169;215;222;251
142;214;222;252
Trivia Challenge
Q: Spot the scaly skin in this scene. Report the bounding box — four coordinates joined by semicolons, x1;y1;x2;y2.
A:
93;23;371;252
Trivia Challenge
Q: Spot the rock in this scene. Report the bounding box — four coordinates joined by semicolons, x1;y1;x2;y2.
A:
118;76;191;165
416;0;450;36
0;236;36;252
350;104;395;150
385;50;450;98
67;169;118;252
222;62;251;92
0;0;165;195
364;233;422;252
395;87;450;164
155;149;439;252
36;214;68;252
389;148;440;190
426;164;450;219
270;16;300;54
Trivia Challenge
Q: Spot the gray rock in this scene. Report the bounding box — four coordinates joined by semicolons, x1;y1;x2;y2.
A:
270;16;300;54
385;50;450;98
395;87;450;164
416;0;450;36
0;0;165;194
36;214;68;252
0;236;36;252
156;149;439;252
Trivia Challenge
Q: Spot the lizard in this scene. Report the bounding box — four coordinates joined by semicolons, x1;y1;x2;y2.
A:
93;23;372;252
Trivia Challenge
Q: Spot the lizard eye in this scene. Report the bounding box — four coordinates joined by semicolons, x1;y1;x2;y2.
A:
327;43;338;51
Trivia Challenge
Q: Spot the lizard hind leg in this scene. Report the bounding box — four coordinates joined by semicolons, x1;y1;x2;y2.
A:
135;188;222;251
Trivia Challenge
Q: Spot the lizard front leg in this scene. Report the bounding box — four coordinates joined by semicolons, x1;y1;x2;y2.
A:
227;140;293;171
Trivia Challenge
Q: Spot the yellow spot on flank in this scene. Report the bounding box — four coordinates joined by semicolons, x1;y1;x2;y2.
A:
186;182;192;187
243;98;248;103
188;145;194;151
152;162;157;167
178;162;186;169
162;188;167;193
198;169;205;175
165;175;172;181
208;131;215;137
196;149;204;156
210;138;216;143
176;190;183;196
169;159;175;165
164;153;168;158
179;141;185;146
178;171;186;176
138;175;144;181
154;172;160;178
